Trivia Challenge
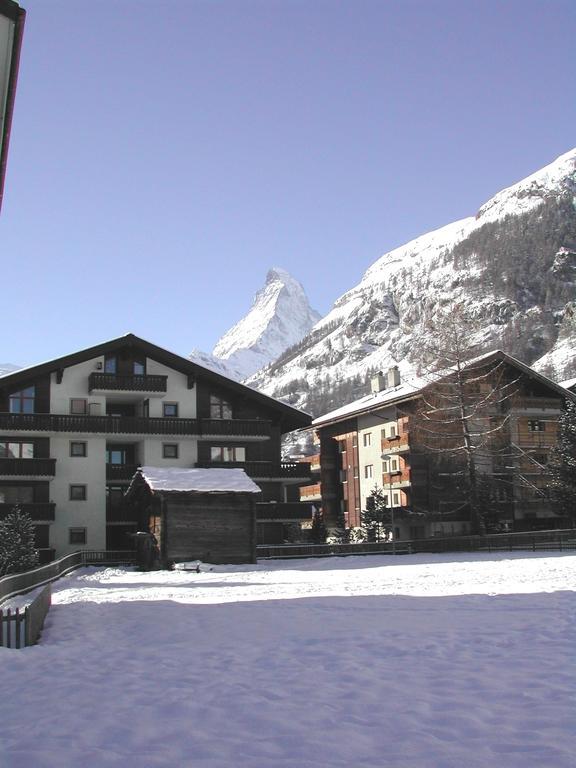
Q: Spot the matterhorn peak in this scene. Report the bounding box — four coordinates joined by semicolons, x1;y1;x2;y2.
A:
190;268;322;382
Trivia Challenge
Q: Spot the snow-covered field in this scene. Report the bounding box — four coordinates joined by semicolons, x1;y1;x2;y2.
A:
1;552;575;768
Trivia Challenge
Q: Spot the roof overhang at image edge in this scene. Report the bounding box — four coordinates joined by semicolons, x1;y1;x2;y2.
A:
0;0;25;212
0;333;312;433
312;350;576;429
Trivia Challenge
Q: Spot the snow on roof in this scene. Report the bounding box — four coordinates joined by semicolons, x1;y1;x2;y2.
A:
559;377;576;391
137;466;261;494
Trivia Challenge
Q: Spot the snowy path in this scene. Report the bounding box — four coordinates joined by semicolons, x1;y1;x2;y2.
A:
1;552;575;768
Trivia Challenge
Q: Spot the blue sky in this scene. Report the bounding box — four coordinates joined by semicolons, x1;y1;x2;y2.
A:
2;0;575;366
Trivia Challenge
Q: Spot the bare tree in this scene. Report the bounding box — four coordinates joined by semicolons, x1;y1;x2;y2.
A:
410;307;520;535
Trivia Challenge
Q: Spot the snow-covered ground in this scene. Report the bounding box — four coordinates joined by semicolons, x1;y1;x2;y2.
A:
1;552;575;768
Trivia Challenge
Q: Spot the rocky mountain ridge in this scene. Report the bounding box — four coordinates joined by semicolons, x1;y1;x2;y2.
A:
248;148;576;416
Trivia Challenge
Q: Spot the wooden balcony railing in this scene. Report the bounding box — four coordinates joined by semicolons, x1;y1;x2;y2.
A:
0;458;56;476
509;397;563;411
381;435;410;453
195;461;311;479
0;413;273;439
199;419;272;438
300;483;322;500
88;372;168;393
382;469;411;486
256;502;314;522
106;505;139;523
0;503;55;521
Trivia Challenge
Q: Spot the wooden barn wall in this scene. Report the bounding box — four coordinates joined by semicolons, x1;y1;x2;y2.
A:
164;493;256;564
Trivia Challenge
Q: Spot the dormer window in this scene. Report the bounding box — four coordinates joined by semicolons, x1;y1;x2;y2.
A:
210;395;233;419
9;386;35;414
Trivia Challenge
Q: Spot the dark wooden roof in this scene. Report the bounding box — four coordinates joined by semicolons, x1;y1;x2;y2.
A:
0;333;311;433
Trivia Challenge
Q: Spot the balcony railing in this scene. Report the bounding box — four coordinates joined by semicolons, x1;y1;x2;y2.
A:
199;419;272;438
88;372;168;393
0;503;55;521
0;413;272;439
381;435;410;453
509;397;563;411
0;458;56;476
382;469;411;486
300;483;322;500
106;463;140;481
256;502;314;522
0;413;200;435
195;461;311;479
106;505;139;523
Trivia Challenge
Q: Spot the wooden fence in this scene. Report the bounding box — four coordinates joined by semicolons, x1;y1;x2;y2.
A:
0;584;51;648
257;528;576;560
0;550;136;604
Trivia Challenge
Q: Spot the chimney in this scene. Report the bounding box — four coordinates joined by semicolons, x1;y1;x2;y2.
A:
387;366;401;388
370;371;387;393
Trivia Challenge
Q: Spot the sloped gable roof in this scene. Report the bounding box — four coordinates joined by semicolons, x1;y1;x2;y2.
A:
0;333;311;431
313;350;576;428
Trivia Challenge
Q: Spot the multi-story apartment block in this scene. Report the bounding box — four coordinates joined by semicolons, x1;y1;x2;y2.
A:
0;334;311;560
306;352;574;538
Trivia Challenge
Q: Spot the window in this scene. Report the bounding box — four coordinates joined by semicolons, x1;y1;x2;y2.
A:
390;425;397;438
69;485;87;501
0;441;34;458
528;420;545;432
210;446;246;462
69;528;87;545
163;444;179;459
133;360;145;375
106;448;127;465
338;441;346;453
70;442;87;457
210;395;232;419
363;433;372;447
533;453;548;466
104;355;117;373
70;398;87;415
393;492;400;505
364;464;373;479
163;402;179;418
9;386;35;414
381;428;387;440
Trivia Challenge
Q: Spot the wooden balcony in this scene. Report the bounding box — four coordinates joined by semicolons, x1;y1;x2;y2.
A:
307;454;321;472
381;435;410;453
256;502;314;522
199;418;272;439
196;461;310;480
509;396;563;411
382;468;411;487
0;457;56;477
300;482;322;501
106;504;139;523
88;372;168;393
0;413;272;439
0;502;55;521
106;463;140;481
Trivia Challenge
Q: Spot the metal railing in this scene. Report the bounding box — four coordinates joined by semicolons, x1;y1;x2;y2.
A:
257;528;576;559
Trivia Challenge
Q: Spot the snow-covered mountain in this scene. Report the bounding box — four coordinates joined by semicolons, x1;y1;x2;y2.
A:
190;268;321;381
249;148;576;415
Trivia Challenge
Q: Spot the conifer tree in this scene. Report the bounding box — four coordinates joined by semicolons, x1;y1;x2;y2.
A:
361;487;392;542
0;506;39;576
